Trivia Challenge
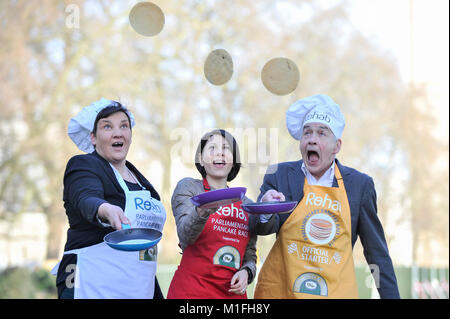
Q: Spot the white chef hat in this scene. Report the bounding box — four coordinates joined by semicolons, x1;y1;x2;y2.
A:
286;94;345;140
68;98;135;153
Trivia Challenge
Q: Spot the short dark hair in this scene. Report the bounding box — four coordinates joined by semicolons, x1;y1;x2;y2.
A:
195;129;241;182
92;101;132;136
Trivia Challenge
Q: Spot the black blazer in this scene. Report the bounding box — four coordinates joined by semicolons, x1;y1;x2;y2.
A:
256;159;400;299
62;151;160;251
57;151;163;298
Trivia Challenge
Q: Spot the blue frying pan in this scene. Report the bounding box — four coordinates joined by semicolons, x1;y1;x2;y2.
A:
104;224;162;251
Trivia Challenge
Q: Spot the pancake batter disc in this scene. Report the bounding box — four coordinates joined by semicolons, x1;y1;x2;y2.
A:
261;57;299;95
129;2;165;37
204;49;234;85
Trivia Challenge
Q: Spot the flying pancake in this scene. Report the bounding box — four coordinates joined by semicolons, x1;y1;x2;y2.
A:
204;49;234;86
261;57;299;95
129;2;165;37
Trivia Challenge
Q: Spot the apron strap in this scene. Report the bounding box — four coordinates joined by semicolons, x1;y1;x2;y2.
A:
334;163;345;189
202;178;231;192
109;163;146;192
109;163;131;192
202;178;211;191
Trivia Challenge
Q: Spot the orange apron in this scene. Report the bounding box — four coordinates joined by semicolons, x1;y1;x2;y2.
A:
254;164;358;298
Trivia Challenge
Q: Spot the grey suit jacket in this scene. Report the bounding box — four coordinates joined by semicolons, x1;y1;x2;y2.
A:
256;159;400;299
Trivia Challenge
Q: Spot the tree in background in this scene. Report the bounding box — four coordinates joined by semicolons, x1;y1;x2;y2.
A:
0;0;447;267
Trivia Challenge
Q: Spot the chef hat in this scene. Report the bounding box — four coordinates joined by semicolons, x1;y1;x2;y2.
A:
286;94;345;140
68;98;135;153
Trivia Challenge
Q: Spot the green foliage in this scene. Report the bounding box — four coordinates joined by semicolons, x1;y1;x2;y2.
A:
0;267;57;299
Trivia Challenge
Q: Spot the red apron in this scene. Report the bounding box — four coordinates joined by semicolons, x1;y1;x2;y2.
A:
167;179;250;299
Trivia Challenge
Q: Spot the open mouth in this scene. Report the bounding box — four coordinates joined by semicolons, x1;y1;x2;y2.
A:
307;150;320;164
213;160;226;168
112;142;124;149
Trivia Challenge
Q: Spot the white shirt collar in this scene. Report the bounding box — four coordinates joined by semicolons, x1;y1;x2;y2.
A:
301;160;335;187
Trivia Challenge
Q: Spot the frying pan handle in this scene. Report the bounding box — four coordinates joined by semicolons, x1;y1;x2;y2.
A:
122;223;131;230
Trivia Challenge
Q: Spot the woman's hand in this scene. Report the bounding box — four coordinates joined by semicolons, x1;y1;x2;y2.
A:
228;269;248;295
97;203;130;230
195;205;218;218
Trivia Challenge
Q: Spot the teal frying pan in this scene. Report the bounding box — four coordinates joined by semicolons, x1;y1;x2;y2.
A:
104;224;162;251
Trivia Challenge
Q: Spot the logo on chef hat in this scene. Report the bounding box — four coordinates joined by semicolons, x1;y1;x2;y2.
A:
213;245;241;269
293;272;328;296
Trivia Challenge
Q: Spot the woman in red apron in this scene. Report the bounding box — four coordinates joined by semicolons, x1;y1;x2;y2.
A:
167;129;257;299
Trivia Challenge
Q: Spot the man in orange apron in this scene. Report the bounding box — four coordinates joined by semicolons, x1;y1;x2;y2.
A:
254;94;400;299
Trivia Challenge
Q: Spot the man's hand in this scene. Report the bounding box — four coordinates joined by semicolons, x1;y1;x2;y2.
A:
261;189;286;202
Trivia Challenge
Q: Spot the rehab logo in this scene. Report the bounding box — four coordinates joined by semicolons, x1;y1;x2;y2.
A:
216;203;247;221
305;111;331;123
305;192;341;213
